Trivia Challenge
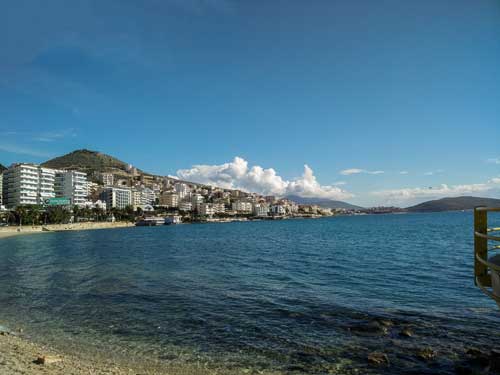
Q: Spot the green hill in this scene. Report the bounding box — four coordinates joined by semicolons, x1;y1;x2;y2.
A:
42;149;141;176
406;196;500;212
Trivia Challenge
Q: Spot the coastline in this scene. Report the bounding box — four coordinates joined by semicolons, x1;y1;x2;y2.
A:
0;327;281;375
0;221;134;239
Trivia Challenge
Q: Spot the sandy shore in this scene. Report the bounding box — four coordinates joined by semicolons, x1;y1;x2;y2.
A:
0;330;140;374
0;222;135;239
0;328;281;375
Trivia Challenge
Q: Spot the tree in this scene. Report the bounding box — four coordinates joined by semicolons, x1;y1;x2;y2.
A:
47;207;71;224
14;206;27;226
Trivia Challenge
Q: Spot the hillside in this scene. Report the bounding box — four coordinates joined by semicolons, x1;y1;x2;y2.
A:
406;196;500;212
0;163;6;173
284;195;364;210
42;149;142;176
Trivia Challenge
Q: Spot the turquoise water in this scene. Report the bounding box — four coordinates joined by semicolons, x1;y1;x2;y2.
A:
0;212;499;374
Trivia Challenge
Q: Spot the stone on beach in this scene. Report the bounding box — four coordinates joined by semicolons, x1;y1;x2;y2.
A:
36;355;62;365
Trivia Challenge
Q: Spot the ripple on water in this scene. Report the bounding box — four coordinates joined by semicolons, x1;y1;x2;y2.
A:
0;212;499;374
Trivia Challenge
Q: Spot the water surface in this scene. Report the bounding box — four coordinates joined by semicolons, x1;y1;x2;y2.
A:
0;212;499;374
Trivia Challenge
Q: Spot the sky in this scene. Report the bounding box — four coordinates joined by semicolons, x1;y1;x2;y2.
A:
1;0;499;207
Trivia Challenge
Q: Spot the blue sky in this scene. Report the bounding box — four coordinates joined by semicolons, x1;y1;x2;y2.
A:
1;0;499;206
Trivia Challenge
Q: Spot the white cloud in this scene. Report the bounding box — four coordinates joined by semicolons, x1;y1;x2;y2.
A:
340;168;384;176
372;181;499;206
487;158;500;164
177;157;354;200
400;171;409;175
424;169;444;176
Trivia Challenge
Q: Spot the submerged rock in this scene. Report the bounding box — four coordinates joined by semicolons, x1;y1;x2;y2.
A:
367;352;389;366
347;321;389;336
0;325;15;336
399;327;414;337
417;347;436;361
490;349;500;372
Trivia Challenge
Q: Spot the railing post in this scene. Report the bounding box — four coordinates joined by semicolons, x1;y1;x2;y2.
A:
474;206;489;286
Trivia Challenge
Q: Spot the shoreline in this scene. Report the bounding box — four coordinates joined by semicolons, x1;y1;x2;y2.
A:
0;326;281;375
0;221;135;239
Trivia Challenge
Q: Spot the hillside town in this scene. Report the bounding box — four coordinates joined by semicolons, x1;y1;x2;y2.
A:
0;161;348;226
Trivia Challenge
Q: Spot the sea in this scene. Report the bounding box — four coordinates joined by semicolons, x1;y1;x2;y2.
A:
0;211;499;374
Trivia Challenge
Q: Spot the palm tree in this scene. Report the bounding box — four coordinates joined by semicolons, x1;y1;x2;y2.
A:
14;206;27;226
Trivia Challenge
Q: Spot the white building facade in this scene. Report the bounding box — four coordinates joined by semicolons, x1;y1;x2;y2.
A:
55;170;88;206
253;203;269;217
232;201;252;213
174;183;190;199
2;164;56;208
160;193;179;208
198;203;215;216
100;187;132;209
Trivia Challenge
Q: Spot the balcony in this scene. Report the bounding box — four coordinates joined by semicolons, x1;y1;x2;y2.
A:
474;207;500;308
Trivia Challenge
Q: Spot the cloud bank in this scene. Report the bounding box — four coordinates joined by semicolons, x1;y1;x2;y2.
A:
372;179;500;206
177;157;354;200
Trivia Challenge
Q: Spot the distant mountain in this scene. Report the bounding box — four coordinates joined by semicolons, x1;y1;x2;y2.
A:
42;149;143;176
406;196;500;212
284;195;364;210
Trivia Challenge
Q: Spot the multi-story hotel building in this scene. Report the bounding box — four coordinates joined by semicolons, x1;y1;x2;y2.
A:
174;183;190;199
2;164;56;208
232;201;252;213
160;192;179;208
100;187;132;209
252;203;269;217
100;173;114;186
55;170;88;206
198;203;215;216
178;201;193;212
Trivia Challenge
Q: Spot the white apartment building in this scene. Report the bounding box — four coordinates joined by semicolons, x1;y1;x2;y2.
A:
55;170;88;206
39;167;56;203
253;203;269;217
86;181;99;197
0;173;3;206
174;183;190;199
2;164;56;208
198;202;215;216
100;187;132;209
191;193;204;208
141;187;156;205
179;201;193;212
270;204;286;216
100;173;114;186
132;189;142;208
160;193;179;208
232;201;252;213
212;202;225;214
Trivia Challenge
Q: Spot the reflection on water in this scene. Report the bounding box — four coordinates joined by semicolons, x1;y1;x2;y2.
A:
0;212;499;374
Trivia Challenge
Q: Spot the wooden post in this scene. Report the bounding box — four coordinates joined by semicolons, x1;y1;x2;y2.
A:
474;207;490;286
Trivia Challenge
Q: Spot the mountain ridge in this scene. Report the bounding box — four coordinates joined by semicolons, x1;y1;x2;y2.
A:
284;195;364;210
406;196;500;212
41;149;144;176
